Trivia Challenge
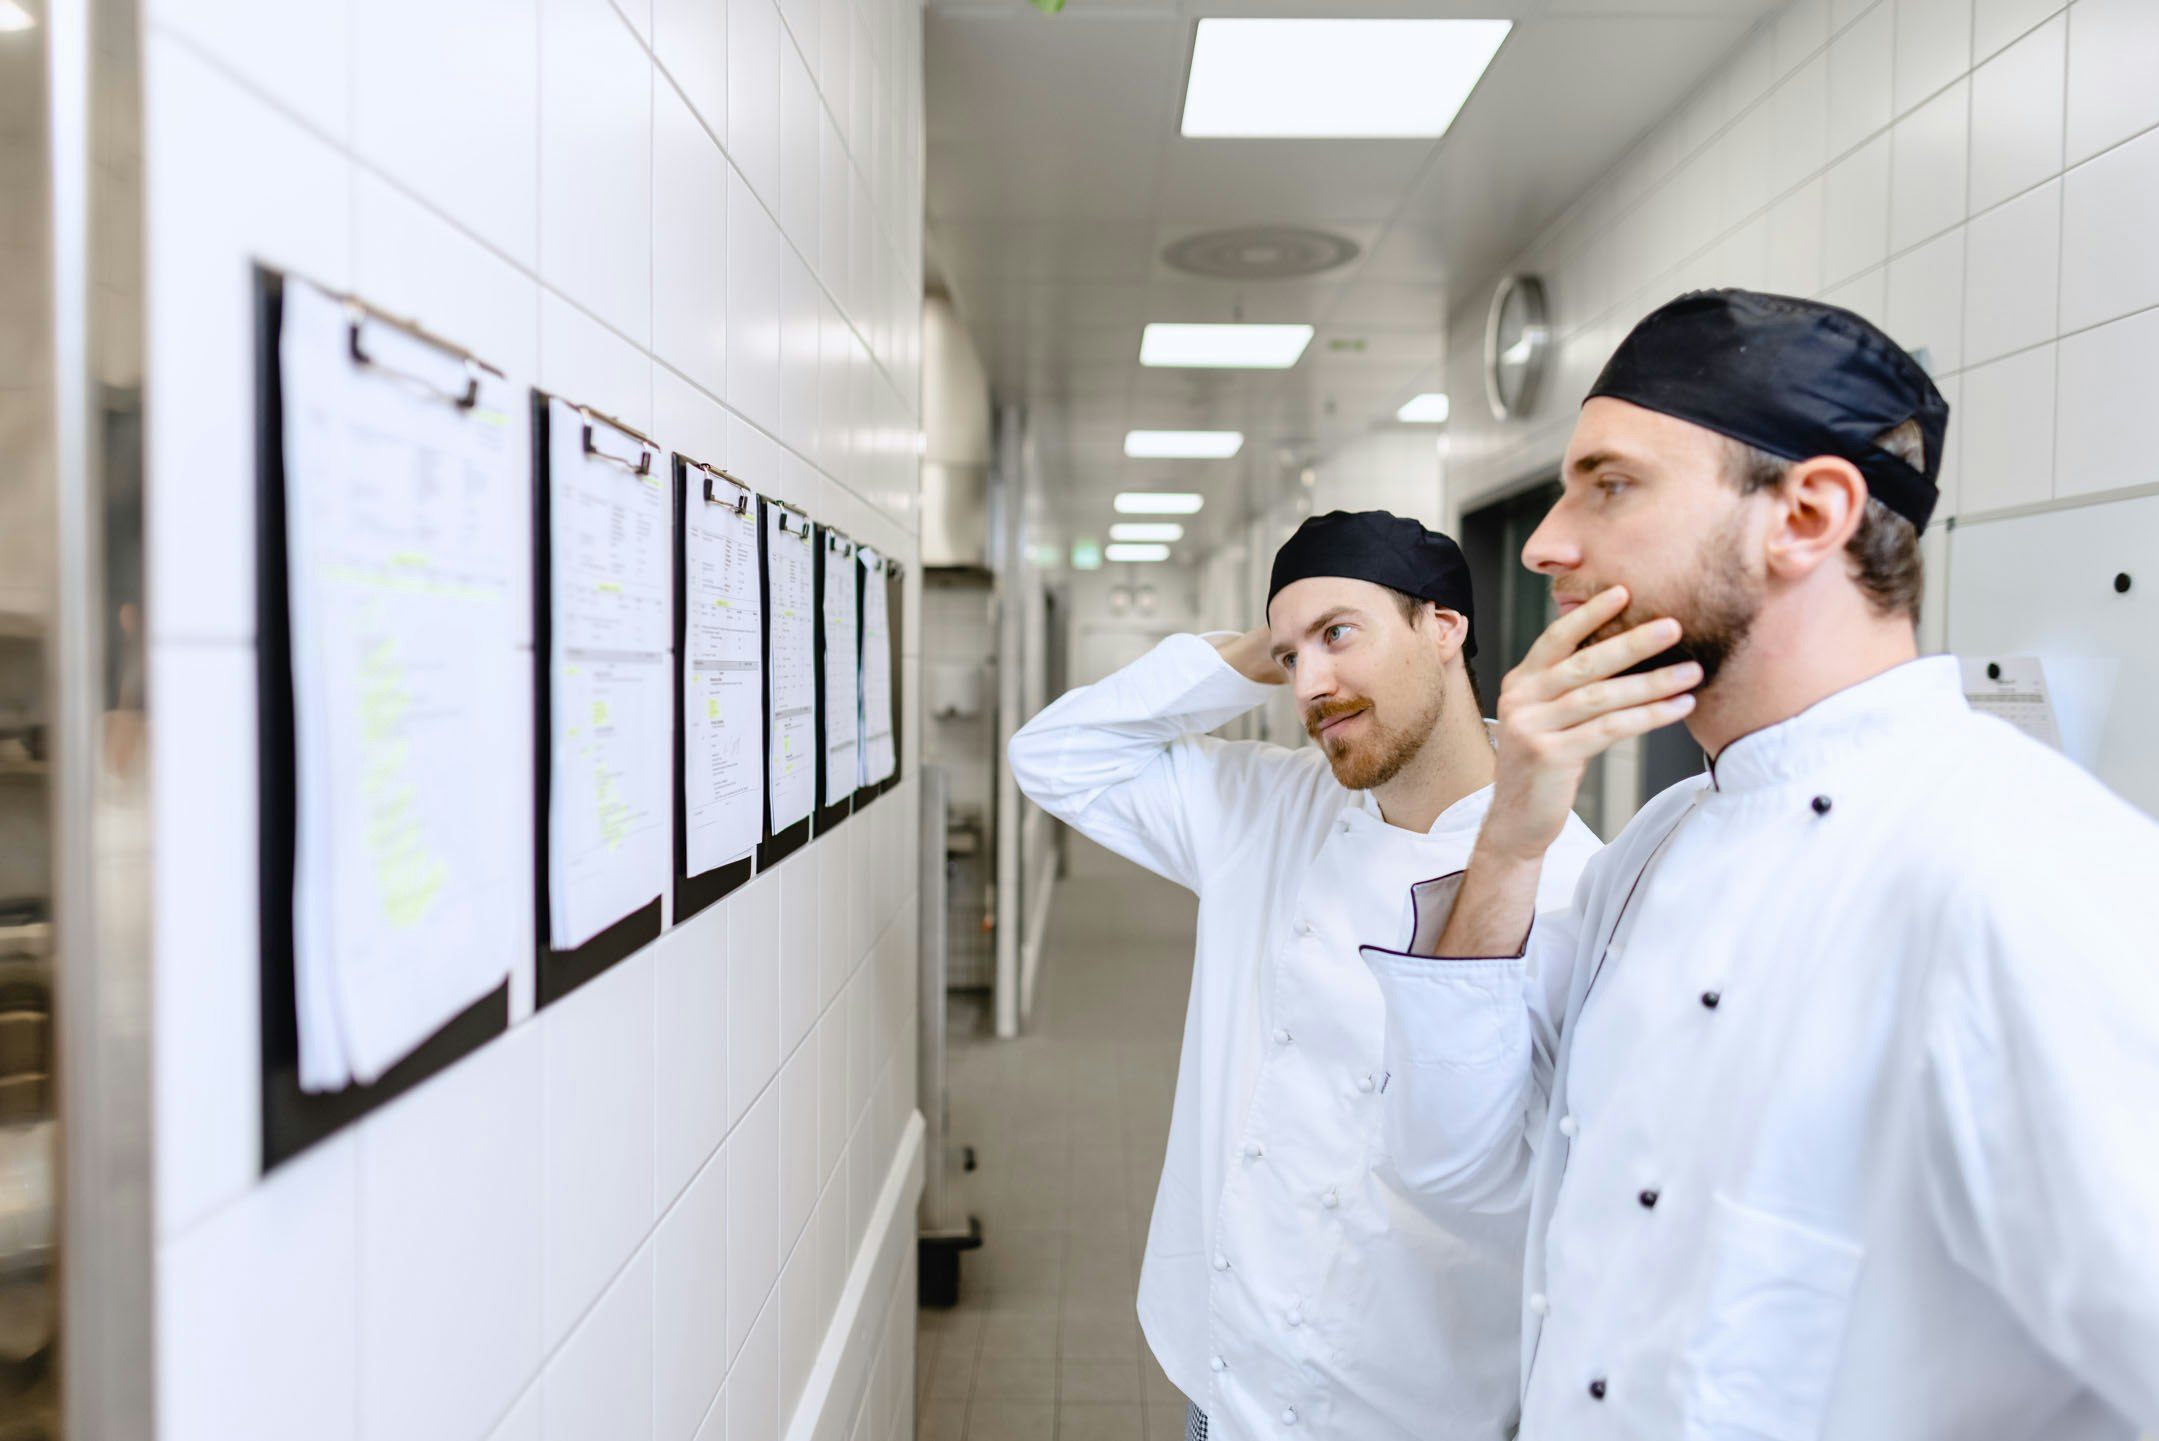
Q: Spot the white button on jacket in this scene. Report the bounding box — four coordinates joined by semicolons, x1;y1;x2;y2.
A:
1010;634;1600;1441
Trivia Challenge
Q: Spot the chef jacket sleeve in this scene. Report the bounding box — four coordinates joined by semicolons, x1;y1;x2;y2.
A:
1919;825;2159;1429
1360;874;1584;1215
1007;632;1297;892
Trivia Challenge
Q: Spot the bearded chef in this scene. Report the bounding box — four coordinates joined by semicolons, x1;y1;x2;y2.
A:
1364;289;2159;1440
1009;512;1602;1441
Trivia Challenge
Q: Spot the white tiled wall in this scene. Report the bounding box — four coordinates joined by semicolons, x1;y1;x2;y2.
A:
1443;0;2159;656
140;0;927;1436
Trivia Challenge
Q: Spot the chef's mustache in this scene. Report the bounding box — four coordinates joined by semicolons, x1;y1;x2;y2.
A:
1304;697;1370;739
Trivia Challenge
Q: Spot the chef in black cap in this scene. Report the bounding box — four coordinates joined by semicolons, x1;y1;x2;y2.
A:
1366;290;2159;1441
1009;511;1601;1441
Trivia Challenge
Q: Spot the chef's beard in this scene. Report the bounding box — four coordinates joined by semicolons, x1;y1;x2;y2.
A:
1305;674;1447;791
1568;512;1763;689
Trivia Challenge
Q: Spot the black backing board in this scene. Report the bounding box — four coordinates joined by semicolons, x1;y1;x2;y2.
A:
254;265;509;1174
812;524;854;836
856;556;905;806
532;392;664;1008
672;455;756;924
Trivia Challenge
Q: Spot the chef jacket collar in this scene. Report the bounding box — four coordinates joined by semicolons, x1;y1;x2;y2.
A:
1345;783;1494;839
1705;655;1967;796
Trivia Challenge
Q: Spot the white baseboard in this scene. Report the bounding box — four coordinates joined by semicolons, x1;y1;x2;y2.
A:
785;1110;925;1441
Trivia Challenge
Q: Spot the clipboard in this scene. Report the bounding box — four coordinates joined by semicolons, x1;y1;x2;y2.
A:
875;556;906;802
532;392;665;1008
813;524;858;836
852;550;902;809
253;265;511;1172
758;498;815;869
673;454;758;925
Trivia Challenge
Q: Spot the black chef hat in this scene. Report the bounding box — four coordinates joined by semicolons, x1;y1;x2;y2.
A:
1267;509;1476;658
1587;288;1950;533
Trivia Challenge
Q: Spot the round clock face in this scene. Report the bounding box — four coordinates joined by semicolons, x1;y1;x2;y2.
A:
1485;275;1550;420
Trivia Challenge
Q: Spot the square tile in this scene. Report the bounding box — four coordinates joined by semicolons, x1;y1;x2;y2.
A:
729;0;783;208
654;77;731;401
726;1082;783;1365
1960;343;2057;512
1821;133;1892;285
780;32;824;261
728;167;785;431
1826;1;1894;157
540;950;656;1348
1973;0;2064;60
655;1150;730;1441
782;249;826;461
2060;125;2159;333
1060;1360;1140;1404
1969;16;2066;215
818;1006;851;1186
1887;227;1967;372
542;1248;655;1441
729;869;784;1121
2064;0;2159;165
726;1298;782;1441
539;290;653;432
1889;80;1968;251
779;1038;822;1250
1771;55;1830;197
972;1356;1057;1400
2056;306;2159;500
1893;0;1972;116
146;0;349;140
656;0;729;142
158;1136;357;1441
1058;1403;1143;1441
655;900;731;1208
1767;176;1828;296
539;0;653;344
354;172;541;381
780;846;822;1051
778;1232;824;1423
1962;178;2060;364
966;1400;1054;1441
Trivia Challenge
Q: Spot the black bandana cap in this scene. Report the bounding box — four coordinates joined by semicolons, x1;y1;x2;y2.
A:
1267;509;1477;659
1586;288;1950;534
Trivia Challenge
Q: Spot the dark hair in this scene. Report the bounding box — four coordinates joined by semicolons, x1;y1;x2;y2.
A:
1383;586;1485;713
1724;420;1927;623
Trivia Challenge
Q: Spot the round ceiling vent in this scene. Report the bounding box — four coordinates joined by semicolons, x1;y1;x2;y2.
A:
1162;226;1361;281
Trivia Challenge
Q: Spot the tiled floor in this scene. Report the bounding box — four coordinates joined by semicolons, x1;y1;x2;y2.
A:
917;836;1197;1441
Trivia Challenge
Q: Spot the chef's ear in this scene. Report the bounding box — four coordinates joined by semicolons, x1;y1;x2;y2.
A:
1427;606;1471;661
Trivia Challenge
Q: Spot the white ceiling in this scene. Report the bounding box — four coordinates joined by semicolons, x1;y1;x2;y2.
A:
924;0;1782;550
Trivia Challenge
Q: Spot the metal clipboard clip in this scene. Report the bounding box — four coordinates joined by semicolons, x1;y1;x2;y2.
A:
579;406;656;477
826;533;854;560
773;502;811;539
344;299;494;410
696;463;753;516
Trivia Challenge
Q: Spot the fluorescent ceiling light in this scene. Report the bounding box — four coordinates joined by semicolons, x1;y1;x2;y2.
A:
1141;323;1314;369
1181;19;1511;139
1106;543;1172;563
1124;430;1243;459
1114;492;1205;515
1110;522;1185;542
1397;392;1452;424
0;1;35;30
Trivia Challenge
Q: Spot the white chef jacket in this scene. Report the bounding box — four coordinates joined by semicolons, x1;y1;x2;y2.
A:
1009;633;1601;1440
1364;655;2159;1440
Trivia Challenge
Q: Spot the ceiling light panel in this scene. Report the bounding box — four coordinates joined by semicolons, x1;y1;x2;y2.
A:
1140;323;1314;369
1114;492;1206;515
1106;544;1172;563
1110;522;1185;542
1397;392;1452;423
1181;19;1512;140
1124;430;1244;459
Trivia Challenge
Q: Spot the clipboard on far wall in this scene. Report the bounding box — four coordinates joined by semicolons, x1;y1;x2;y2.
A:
758;497;815;870
813;524;858;836
673;455;759;925
853;550;904;809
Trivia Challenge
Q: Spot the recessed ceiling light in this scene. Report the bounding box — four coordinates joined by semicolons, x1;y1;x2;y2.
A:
1140;323;1314;369
1181;19;1511;139
1110;522;1185;542
1397;392;1452;424
1114;492;1206;515
1124;430;1244;459
1106;543;1172;563
0;1;35;30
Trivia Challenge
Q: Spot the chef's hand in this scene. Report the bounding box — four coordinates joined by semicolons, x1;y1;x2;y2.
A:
1212;626;1288;685
1480;585;1701;864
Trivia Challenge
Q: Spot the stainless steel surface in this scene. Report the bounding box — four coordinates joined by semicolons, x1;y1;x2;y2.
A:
919;294;991;569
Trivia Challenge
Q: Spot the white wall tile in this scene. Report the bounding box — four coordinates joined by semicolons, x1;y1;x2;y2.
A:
540;0;655;344
729;870;784;1122
779;1039;822;1251
354;173;542;380
1767;176;1829;295
541;952;657;1348
147;0;350;140
780;34;825;261
729;0;784;208
655;78;732;399
1822;263;1889;327
816;1006;849;1188
699;1383;731;1441
540;289;654;432
778;1231;823;1429
1968;15;2066;214
1974;0;2065;59
353;0;539;268
655;900;731;1207
657;364;735;471
1962;177;2060;363
729;1298;783;1441
2059;125;2159;333
2063;0;2159;165
1888;227;1968;371
484;1385;541;1441
1777;0;1835;75
143;37;349;644
1822;133;1893;285
158;1135;357;1441
1719;94;1778;230
725;1084;783;1365
820;0;856;145
1893;0;1973;115
152;643;259;1233
542;1247;656;1441
620;0;654;44
1771;55;1831;196
1889;80;1969;251
780;0;819;78
2055;305;2159;498
1827;1;1895;157
656;0;730;143
780;850;822;1050
728;169;786;430
783;250;826;458
357;1028;544;1441
655;1148;730;1441
819;113;851;302
1960;343;2058;511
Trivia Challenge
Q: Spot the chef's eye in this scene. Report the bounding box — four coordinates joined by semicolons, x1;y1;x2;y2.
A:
1324;623;1353;645
1596;475;1632;499
1279;653;1297;672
